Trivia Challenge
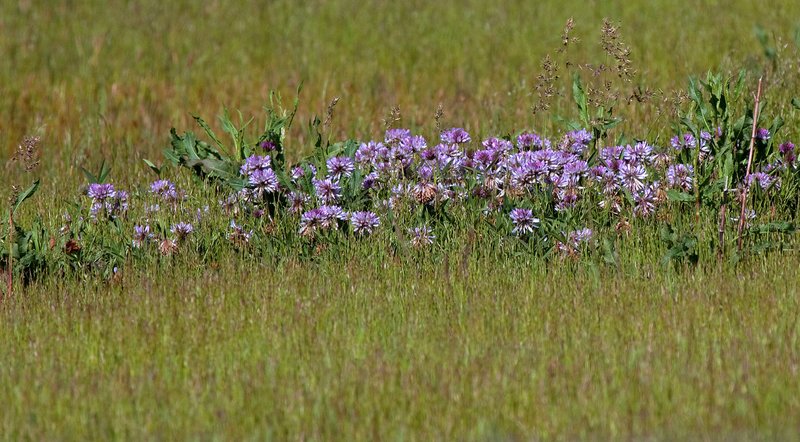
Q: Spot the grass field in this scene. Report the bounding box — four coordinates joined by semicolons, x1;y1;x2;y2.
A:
2;0;800;439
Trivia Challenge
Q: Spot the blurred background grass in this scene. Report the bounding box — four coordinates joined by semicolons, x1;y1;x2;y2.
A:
2;0;799;192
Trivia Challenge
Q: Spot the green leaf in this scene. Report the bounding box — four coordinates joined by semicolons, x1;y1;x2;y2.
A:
192;114;225;151
572;73;589;126
80;166;97;184
666;189;695;203
791;98;800;110
143;159;161;176
13;179;40;215
99;160;111;183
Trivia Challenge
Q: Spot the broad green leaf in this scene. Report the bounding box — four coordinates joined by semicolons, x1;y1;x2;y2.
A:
13;179;40;215
572;73;588;125
666;189;695;202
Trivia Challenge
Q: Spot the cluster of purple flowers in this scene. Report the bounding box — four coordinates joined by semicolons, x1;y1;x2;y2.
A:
87;183;128;219
117;124;796;257
150;179;181;203
241;155;279;197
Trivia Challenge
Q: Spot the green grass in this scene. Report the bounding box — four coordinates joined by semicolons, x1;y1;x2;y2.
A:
3;0;800;439
2;257;799;439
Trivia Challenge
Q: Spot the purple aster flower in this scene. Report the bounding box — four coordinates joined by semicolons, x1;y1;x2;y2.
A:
517;132;551;150
290;166;306;180
557;228;593;255
746;172;778;191
249;168;279;193
571;228;593;243
87;183;115;201
671;133;697;150
440;127;471;145
473;149;498;169
756;128;771;141
318;205;348;228
314;178;341;204
509;208;540;235
228;220;253;246
623;142;653;164
409;225;435;248
600;145;624;162
349;211;380;235
389;144;414;167
299;209;323;237
618;162;648;192
149;179;180;202
240;155;271;176
326;156;355;179
355;141;382;165
132;224;153;248
362;172;379;190
385;128;412;144
563;159;588;177
560;129;593;154
400;135;428;153
482;137;514;152
416;165;434;181
170;222;193;241
634;186;657;217
260;140;276;151
287;191;310;214
666;164;694;191
780;142;796;166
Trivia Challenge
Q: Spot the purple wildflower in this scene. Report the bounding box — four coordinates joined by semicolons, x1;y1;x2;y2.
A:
150;179;180;202
170;222;193;241
314;178;341;204
385;128;412;144
509;208;540;235
132;224;153;248
228;220;253;246
517;132;551;150
355;141;382;165
326;156;355;179
240;155;271;176
634;186;657;217
349;211;380;235
440;127;471;145
249;168;279;193
87;183;115;201
409;225;435;248
756;128;771;141
260;140;276;151
618;162;648;192
666;164;694;191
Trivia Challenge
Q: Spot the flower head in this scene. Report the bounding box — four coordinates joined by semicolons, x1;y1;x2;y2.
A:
349;211;380;235
509;208;540;235
87;183;115;201
249;168;279;193
326;156;355;180
132;224;153;248
440;127;471;145
170;222;194;241
409;225;435;248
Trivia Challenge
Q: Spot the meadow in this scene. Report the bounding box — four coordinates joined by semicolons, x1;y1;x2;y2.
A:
2;0;800;439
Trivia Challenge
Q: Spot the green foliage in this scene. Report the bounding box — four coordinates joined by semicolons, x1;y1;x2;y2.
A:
154;89;301;191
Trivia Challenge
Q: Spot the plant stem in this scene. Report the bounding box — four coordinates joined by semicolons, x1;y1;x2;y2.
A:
6;210;13;301
718;203;727;261
737;77;763;252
